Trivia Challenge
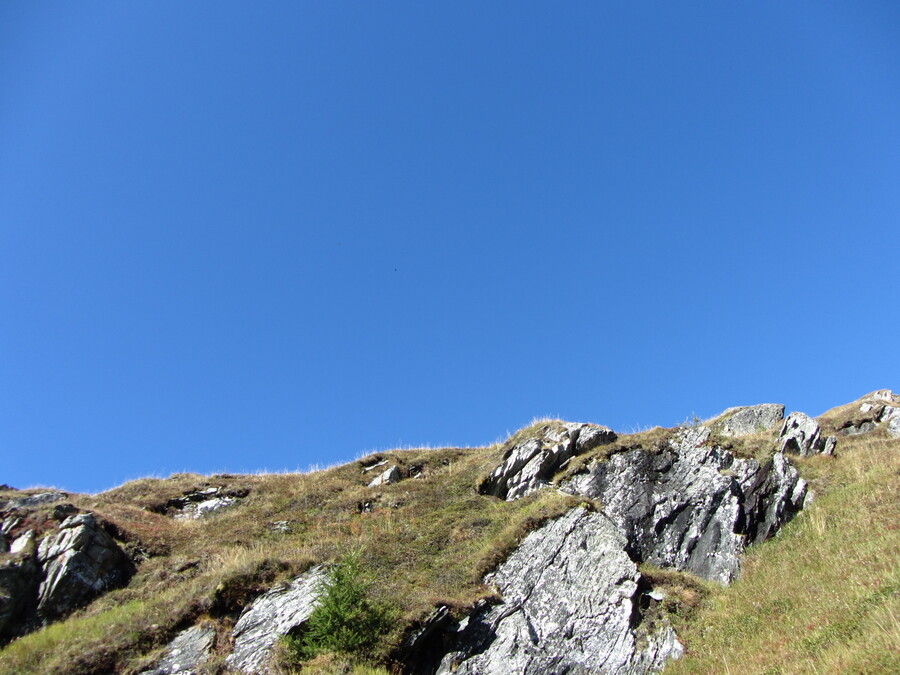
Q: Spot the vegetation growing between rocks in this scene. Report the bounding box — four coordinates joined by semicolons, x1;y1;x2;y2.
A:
282;551;396;665
2;396;898;674
665;431;900;674
0;432;579;674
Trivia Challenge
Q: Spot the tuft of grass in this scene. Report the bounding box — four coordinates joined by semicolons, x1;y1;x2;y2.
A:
664;433;900;674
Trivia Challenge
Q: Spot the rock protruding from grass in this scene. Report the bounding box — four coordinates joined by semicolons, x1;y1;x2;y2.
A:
480;422;616;500
36;512;136;622
882;406;900;438
565;426;807;582
367;465;402;488
780;412;837;456
435;507;682;674
139;624;215;675
166;486;249;520
714;404;785;437
225;565;327;674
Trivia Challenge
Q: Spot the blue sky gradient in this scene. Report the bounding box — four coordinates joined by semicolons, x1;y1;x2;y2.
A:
3;2;899;493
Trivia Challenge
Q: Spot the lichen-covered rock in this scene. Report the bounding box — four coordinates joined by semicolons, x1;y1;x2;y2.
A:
481;423;616;500
368;465;402;488
225;566;327;674
36;513;135;622
779;412;837;455
435;508;681;674
565;426;806;582
140;624;216;675
715;404;785;437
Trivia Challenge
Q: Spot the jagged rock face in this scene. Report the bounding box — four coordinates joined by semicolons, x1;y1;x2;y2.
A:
140;624;216;675
36;513;135;622
225;565;326;674
779;412;837;455
564;427;806;582
0;511;135;643
481;423;616;500
435;508;682;675
715;404;785;437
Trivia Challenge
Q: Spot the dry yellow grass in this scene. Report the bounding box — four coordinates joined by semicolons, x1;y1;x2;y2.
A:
665;432;900;674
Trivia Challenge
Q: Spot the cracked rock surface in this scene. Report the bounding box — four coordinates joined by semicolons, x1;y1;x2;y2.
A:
436;508;681;674
565;426;807;582
37;513;136;622
225;565;327;674
480;423;616;500
140;624;216;675
779;412;837;455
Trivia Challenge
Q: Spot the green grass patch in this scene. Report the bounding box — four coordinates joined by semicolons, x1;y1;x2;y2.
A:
664;434;900;674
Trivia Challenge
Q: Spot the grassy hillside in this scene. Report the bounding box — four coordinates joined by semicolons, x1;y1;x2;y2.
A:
0;425;592;674
666;411;900;674
1;402;898;674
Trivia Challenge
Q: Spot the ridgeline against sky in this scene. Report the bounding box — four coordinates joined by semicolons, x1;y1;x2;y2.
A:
2;2;899;493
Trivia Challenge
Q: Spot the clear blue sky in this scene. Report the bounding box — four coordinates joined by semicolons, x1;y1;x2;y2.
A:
2;2;898;494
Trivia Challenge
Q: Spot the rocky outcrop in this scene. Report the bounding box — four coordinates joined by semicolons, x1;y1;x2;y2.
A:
36;513;136;622
167;487;248;520
481;423;616;500
0;511;135;643
0;491;67;512
714;404;785;437
225;565;327;674
435;508;681;674
564;426;807;583
882;406;900;439
140;624;216;675
368;465;402;488
779;412;837;455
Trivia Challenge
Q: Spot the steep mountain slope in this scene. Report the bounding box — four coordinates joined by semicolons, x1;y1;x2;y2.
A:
0;392;897;674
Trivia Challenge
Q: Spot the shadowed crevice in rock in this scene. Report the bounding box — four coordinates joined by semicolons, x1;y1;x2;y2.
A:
0;511;136;645
564;427;806;582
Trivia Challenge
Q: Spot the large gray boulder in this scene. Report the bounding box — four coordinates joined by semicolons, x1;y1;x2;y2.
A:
436;508;681;674
225;565;327;674
481;423;616;500
564;426;807;582
779;412;837;455
140;624;216;675
715;404;785;437
36;513;135;622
